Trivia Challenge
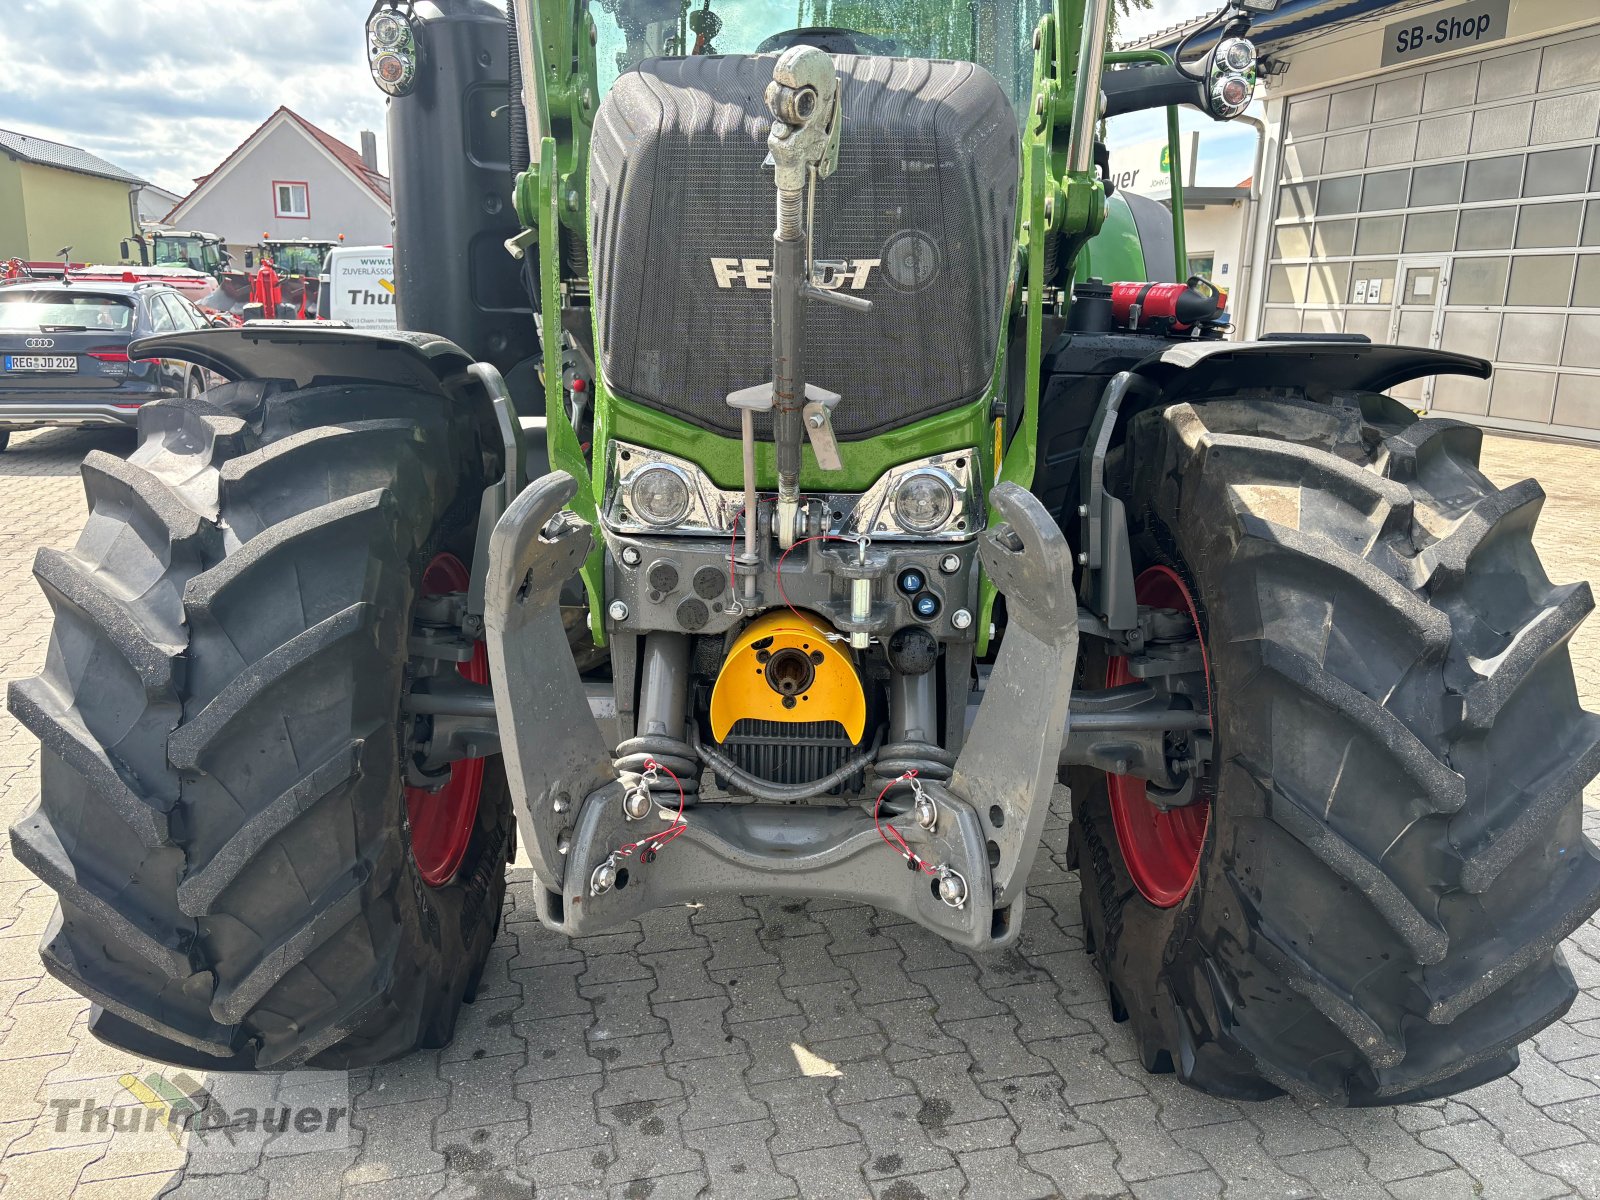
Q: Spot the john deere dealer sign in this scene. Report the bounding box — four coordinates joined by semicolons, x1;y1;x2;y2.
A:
1382;0;1510;67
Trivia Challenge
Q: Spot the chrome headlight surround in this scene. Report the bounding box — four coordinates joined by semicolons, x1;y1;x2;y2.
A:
602;442;982;541
621;461;693;528
367;4;421;97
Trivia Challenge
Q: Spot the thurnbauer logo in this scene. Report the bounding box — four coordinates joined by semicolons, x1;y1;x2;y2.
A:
49;1070;350;1146
711;257;880;291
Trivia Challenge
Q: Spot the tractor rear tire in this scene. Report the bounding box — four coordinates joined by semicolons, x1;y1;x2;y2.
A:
9;379;511;1070
1070;391;1600;1104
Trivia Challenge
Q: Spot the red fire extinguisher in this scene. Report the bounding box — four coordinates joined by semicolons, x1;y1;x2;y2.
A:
1111;276;1228;333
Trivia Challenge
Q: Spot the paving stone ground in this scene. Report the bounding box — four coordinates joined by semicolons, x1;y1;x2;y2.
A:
1;424;1599;1199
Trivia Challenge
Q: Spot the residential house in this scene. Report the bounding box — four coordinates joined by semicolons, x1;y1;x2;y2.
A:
0;128;144;263
135;182;186;226
165;107;392;264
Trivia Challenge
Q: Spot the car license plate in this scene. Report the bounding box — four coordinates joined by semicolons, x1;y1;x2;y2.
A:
4;355;76;372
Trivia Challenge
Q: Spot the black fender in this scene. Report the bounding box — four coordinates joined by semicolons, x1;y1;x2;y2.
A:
1128;337;1490;402
129;323;536;628
1076;338;1492;632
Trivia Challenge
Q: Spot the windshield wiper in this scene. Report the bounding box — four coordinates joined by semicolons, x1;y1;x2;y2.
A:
39;324;89;332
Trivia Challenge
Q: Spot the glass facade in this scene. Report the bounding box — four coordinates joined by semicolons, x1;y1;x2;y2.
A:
1263;28;1600;431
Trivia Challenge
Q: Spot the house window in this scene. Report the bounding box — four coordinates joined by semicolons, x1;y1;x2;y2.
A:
273;181;309;219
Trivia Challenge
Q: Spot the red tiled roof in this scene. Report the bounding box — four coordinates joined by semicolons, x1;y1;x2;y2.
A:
284;109;390;204
164;106;389;222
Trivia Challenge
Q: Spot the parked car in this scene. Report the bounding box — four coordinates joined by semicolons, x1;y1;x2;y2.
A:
0;280;215;449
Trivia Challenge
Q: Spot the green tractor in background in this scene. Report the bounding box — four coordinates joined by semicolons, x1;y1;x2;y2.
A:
13;0;1600;1108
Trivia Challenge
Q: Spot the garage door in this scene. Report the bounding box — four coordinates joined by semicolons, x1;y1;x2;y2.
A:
1261;25;1600;438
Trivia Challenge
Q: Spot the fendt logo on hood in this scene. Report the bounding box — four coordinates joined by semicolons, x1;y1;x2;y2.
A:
711;258;880;291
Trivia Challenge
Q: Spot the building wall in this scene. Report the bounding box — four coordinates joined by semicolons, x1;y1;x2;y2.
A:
1250;7;1600;439
0;161;131;263
1182;202;1249;290
172;118;390;264
0;157;26;259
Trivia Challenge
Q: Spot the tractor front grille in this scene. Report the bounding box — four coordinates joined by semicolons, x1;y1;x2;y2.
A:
718;719;865;799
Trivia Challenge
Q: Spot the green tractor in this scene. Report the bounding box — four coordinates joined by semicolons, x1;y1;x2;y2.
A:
14;0;1600;1107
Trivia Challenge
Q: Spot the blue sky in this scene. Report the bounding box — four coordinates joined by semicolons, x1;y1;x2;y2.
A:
0;0;1247;196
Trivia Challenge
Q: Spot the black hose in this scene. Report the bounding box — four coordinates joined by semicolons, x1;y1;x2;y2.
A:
507;8;530;176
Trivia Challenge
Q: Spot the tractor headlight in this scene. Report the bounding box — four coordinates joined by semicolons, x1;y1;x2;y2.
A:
368;5;420;97
1218;37;1257;72
626;464;693;528
370;12;407;48
892;469;957;534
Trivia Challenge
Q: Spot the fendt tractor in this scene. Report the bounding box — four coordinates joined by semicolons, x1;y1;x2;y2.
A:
13;0;1600;1108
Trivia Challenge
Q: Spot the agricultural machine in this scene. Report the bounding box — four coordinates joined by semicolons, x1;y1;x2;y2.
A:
13;0;1600;1109
242;238;341;318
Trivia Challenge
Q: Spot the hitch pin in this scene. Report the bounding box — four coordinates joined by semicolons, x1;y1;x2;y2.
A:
849;535;871;650
911;775;937;832
623;765;659;821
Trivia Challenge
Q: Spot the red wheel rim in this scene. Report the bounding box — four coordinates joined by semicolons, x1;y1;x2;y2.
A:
405;553;487;887
1106;565;1212;909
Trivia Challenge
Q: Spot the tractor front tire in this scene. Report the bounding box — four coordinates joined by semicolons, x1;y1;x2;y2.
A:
10;379;511;1070
1071;392;1600;1104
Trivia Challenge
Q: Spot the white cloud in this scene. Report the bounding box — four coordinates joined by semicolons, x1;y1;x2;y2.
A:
0;0;390;195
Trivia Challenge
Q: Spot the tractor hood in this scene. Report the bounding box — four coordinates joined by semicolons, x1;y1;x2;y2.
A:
589;53;1019;443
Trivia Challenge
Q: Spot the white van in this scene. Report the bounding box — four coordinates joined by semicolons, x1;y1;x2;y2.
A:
318;245;397;330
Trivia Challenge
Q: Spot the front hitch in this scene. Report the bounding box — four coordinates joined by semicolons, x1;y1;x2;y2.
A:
485;477;1076;947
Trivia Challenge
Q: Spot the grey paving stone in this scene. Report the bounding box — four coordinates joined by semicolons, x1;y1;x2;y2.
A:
345;1098;447;1183
1170;1119;1315;1199
1418;1119;1571;1200
1130;1169;1224;1200
869;1000;968;1063
890;1053;1006;1130
775;1143;873;1200
704;920;779;973
1033;1035;1150;1106
585;1030;670;1073
513;1014;602;1084
1274;1145;1390;1199
1449;1076;1586;1157
1074;1095;1206;1183
668;1054;768;1131
756;1077;864;1157
956;1144;1058;1199
976;1076;1104;1154
605;1169;710;1199
595;1063;685;1111
1027;1140;1126;1198
907;966;1006;1023
595;1096;702;1180
681;1117;798;1199
1528;1141;1600;1199
436;1054;530;1133
1385;1167;1492;1199
655;995;738;1063
867;1166;965;1199
586;977;668;1039
735;1013;816;1084
837;1096;958;1182
1309;1106;1456;1183
637;946;720;1001
716;964;802;1024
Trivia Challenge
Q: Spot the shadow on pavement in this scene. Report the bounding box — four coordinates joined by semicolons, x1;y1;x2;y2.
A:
0;427;136;477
